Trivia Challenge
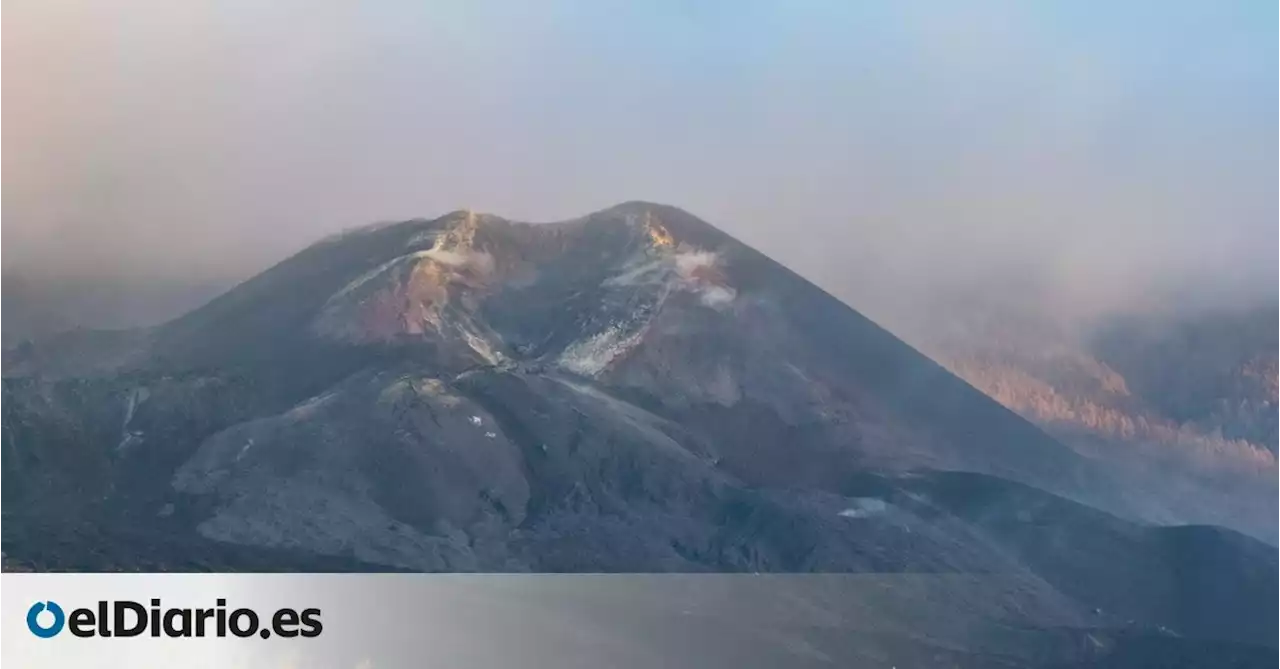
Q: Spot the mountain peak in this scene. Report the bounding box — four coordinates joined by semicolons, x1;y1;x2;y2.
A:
27;202;1083;490
595;200;676;217
5;200;1167;585
426;208;487;253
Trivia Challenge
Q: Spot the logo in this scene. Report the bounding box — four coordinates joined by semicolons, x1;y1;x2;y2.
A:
27;601;66;638
25;599;321;639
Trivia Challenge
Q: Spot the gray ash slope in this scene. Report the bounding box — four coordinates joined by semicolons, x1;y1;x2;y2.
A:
3;203;1275;651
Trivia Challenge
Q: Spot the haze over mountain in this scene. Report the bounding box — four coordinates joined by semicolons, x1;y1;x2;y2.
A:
5;3;1275;339
1;276;74;347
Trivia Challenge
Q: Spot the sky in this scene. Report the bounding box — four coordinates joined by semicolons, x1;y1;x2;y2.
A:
3;1;1276;329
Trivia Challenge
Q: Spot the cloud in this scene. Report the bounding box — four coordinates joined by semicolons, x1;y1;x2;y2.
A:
3;1;1273;332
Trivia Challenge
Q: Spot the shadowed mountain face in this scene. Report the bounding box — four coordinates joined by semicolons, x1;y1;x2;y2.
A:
3;204;1275;656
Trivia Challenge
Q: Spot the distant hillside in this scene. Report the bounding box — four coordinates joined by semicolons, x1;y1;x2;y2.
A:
2;275;75;348
898;294;1277;542
2;273;229;348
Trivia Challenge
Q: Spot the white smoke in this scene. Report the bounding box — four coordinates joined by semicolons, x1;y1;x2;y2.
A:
414;248;495;275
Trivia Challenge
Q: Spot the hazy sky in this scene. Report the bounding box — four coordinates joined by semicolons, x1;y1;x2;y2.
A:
4;1;1276;326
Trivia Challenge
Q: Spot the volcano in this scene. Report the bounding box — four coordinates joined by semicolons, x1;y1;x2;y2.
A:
3;203;1275;656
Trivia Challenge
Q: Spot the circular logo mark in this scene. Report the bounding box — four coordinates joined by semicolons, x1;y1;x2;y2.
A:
27;601;65;638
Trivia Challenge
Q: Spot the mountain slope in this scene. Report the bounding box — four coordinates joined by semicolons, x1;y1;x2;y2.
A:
0;203;1141;560
2;203;1111;565
22;204;1080;565
3;203;1275;655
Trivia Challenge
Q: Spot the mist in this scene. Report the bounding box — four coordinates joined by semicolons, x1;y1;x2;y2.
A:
4;1;1276;335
